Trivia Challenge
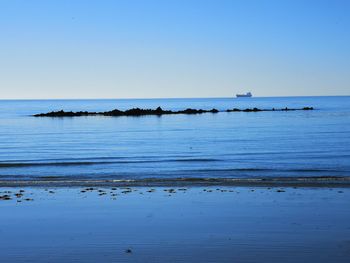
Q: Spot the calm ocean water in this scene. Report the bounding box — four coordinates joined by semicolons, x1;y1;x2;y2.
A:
0;96;349;181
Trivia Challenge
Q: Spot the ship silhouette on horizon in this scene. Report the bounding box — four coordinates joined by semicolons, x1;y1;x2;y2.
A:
236;92;252;98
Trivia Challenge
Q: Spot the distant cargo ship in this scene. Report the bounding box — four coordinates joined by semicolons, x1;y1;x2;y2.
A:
236;92;252;98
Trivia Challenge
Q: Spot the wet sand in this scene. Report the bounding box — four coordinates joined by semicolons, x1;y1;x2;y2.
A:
1;186;350;262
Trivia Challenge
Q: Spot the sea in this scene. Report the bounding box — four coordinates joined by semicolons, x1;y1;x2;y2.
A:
0;96;349;182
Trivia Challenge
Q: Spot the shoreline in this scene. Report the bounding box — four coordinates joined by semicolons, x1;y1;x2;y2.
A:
1;176;350;187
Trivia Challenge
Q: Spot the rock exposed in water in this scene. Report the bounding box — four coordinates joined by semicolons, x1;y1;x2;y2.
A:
226;107;314;112
33;106;313;117
33;107;220;117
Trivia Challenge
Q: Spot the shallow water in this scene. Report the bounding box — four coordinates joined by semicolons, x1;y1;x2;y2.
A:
0;96;349;181
0;187;349;263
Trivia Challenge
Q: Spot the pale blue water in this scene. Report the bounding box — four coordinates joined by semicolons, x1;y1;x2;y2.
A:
0;96;349;181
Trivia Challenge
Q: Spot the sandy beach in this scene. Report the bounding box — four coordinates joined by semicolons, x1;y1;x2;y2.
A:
1;186;349;263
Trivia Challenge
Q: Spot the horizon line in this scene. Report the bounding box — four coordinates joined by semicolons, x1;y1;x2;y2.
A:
0;95;349;101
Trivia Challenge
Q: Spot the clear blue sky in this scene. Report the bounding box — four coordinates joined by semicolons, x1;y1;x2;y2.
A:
0;0;349;99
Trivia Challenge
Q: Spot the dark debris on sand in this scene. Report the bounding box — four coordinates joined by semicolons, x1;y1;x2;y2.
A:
0;194;12;200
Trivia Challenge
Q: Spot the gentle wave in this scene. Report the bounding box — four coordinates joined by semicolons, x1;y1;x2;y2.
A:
188;168;348;173
0;158;220;168
0;163;348;174
0;162;111;167
0;155;196;163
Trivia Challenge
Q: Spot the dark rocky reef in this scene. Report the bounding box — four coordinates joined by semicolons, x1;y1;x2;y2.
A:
33;107;219;117
226;107;314;112
33;106;313;117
